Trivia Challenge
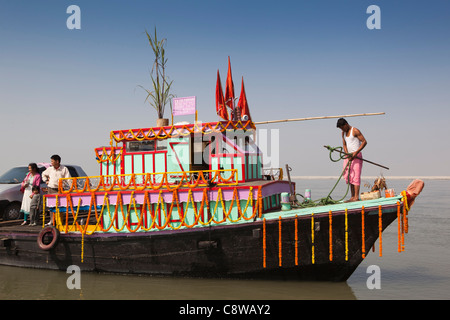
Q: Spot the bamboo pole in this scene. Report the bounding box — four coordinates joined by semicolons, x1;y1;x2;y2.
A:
253;112;385;125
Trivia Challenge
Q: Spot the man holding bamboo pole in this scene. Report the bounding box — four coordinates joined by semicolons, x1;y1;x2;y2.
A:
336;118;367;202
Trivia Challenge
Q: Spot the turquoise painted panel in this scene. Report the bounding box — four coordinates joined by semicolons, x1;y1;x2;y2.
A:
234;156;243;181
257;155;262;179
101;199;255;233
167;137;190;183
133;154;143;174
154;153;166;173
144;154;154;173
211;157;219;171
101;161;108;176
124;155;133;175
222;157;232;180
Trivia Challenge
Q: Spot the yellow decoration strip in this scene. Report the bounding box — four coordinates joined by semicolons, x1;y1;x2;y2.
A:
397;201;403;253
401;190;410;234
345;208;348;261
42;195;46;228
329;210;333;262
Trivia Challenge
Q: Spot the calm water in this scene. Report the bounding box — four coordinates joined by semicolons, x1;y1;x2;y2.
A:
1;179;449;300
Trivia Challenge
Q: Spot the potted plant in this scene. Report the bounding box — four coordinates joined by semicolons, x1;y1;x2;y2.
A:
139;28;174;126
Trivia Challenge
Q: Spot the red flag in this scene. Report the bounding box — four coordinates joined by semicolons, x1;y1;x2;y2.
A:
216;70;228;121
225;56;235;111
237;77;251;122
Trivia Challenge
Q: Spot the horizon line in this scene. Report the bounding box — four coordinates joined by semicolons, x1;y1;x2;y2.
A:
290;176;450;180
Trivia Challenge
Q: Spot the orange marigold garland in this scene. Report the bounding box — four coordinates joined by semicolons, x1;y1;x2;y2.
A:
345;208;348;261
278;216;282;267
397;201;402;252
311;213;315;264
263;218;266;268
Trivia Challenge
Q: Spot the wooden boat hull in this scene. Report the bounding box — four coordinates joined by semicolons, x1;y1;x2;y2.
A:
0;202;401;281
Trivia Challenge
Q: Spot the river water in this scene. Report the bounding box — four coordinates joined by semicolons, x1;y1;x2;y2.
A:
0;179;449;300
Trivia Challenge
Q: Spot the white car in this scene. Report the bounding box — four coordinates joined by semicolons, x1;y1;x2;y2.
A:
0;163;87;220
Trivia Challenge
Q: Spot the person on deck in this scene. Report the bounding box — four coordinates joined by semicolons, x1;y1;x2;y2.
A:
29;186;42;226
42;155;71;225
20;163;41;225
336;118;367;202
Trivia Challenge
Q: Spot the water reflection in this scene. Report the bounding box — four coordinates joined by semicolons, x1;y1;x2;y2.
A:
0;265;356;300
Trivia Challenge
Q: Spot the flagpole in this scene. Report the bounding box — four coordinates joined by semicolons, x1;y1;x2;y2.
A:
253;112;385;125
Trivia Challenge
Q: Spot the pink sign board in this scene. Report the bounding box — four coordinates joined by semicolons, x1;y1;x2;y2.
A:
172;96;196;116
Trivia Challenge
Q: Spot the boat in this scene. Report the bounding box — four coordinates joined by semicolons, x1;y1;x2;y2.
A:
0;117;424;281
0;64;423;281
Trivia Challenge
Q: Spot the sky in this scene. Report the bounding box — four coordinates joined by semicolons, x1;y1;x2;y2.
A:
1;0;449;179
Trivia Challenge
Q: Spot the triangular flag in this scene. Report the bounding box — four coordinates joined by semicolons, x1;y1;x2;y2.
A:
237;77;251;122
216;70;229;121
225;56;235;111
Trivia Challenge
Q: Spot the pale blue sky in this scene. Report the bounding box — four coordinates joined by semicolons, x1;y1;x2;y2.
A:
1;1;449;178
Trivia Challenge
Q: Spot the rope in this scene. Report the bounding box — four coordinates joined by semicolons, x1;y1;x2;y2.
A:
292;145;352;208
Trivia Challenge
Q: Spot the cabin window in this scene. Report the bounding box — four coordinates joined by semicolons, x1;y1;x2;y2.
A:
156;139;167;151
126;141;155;152
210;135;217;155
126;140;168;152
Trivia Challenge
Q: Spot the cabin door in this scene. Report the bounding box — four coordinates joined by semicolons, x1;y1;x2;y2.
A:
166;137;190;183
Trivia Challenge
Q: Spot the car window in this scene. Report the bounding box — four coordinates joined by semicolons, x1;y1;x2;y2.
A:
0;167;29;184
67;166;79;178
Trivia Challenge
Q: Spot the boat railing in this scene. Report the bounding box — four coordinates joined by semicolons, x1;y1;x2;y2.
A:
58;169;238;193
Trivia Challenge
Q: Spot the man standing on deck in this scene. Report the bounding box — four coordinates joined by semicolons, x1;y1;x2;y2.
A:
42;155;71;225
336;118;367;202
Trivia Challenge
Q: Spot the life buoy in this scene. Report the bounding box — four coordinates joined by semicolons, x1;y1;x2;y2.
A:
37;226;60;251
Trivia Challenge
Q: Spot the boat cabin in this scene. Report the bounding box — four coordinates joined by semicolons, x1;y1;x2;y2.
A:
95;121;263;184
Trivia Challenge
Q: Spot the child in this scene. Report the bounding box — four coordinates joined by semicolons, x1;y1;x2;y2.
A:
29;186;41;226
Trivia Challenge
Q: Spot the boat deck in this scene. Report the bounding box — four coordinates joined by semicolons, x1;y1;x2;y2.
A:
265;194;404;220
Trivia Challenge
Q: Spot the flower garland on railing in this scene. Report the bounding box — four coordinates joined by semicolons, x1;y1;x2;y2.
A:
110;120;256;144
52;185;262;237
58;169;238;194
95;147;123;164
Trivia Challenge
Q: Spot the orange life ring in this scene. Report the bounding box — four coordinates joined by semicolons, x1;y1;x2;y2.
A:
37;226;60;251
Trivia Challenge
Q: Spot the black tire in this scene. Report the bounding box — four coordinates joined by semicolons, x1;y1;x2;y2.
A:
4;203;22;221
